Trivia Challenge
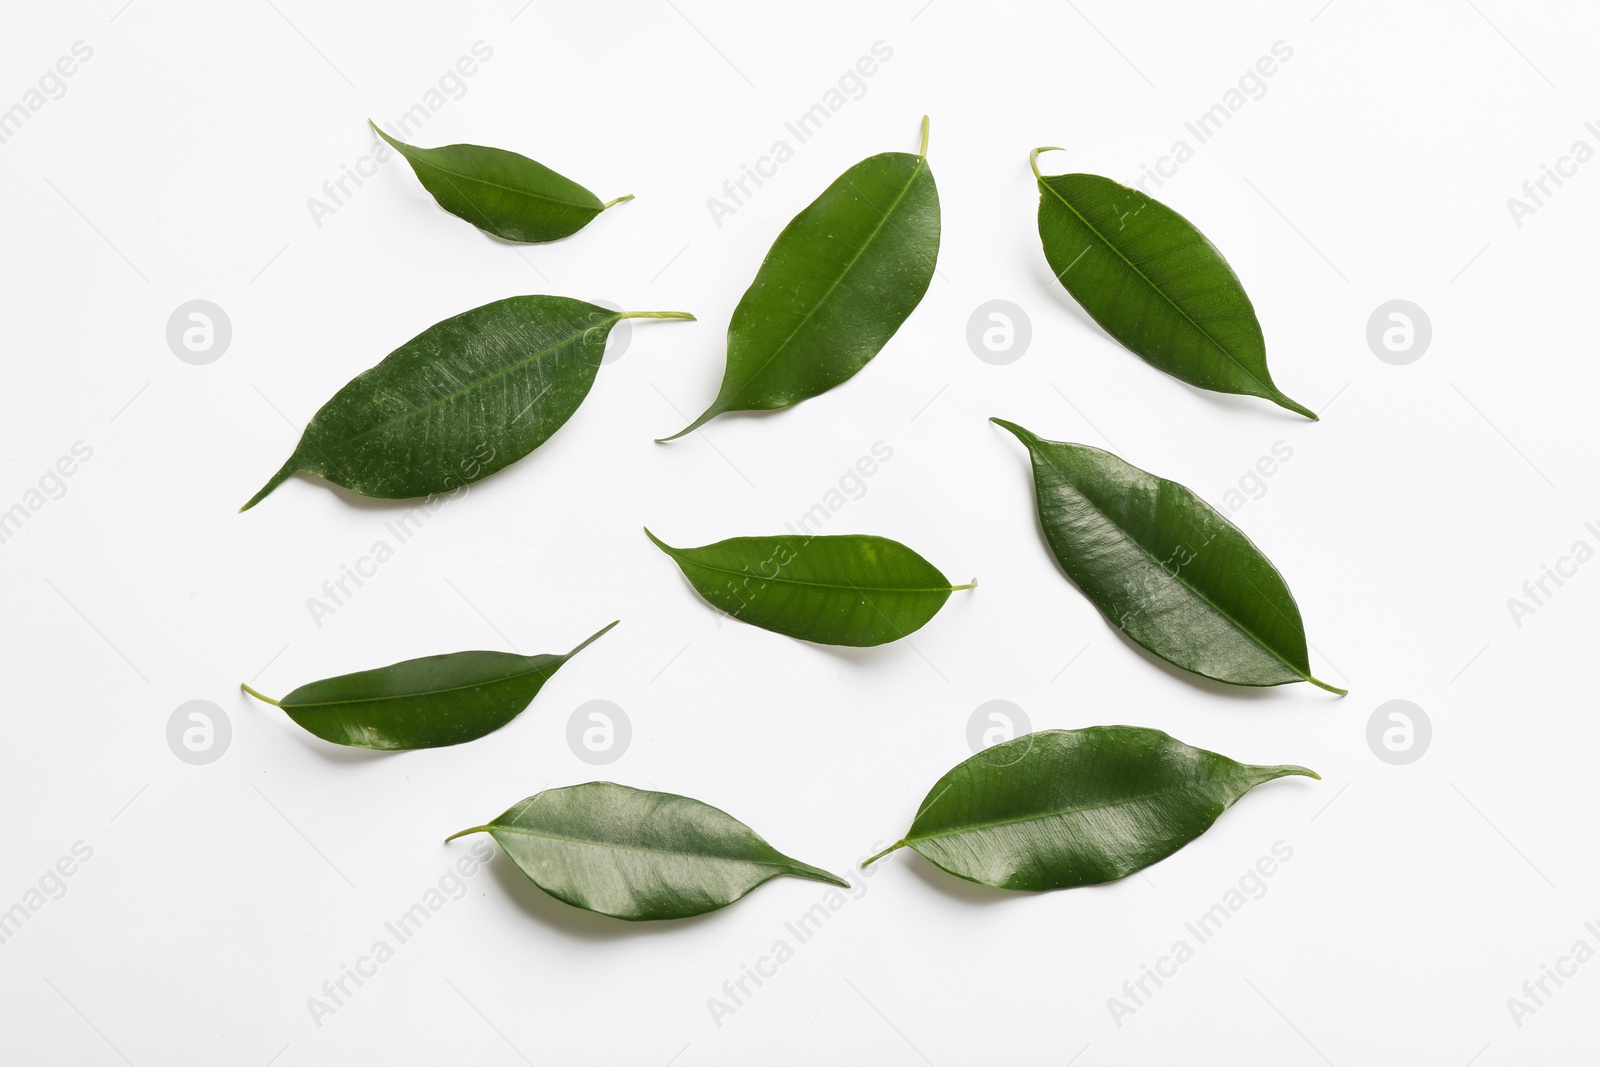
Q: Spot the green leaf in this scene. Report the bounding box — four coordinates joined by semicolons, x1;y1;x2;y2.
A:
242;296;692;510
1031;148;1314;420
866;726;1315;890
372;122;632;243
660;118;940;440
239;622;615;750
447;782;848;921
993;419;1344;693
646;529;974;647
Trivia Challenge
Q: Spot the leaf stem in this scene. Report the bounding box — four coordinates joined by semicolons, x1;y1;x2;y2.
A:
1029;146;1064;181
618;310;696;321
861;840;905;867
444;825;491;843
601;193;635;210
1306;675;1348;696
239;683;281;707
950;578;978;591
918;114;930;158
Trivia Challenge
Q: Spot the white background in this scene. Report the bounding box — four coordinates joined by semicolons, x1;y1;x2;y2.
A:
3;0;1596;1063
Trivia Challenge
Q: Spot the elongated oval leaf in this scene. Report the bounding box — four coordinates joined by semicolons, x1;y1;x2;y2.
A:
1031;148;1314;419
866;726;1315;890
660;119;940;439
373;123;631;243
646;529;973;646
993;418;1343;693
448;782;847;920
242;296;692;509
239;621;614;750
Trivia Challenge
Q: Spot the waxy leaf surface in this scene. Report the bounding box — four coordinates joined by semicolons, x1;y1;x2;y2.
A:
662;120;939;439
993;419;1343;692
647;530;971;647
868;726;1315;890
449;782;847;921
240;622;614;750
243;296;691;509
1032;148;1313;419
374;124;631;243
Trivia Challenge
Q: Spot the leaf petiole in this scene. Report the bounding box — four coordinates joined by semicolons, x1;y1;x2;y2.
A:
601;193;635;210
444;826;492;844
239;683;281;707
861;840;905;867
618;310;696;321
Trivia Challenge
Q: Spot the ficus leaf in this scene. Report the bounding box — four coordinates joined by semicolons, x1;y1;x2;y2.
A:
993;419;1344;693
1031;148;1314;419
866;726;1316;890
242;296;692;510
660;118;940;440
646;529;974;647
239;621;615;750
372;122;632;243
447;782;848;921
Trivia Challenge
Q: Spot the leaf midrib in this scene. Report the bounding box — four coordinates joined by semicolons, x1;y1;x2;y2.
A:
910;768;1280;846
403;149;598;213
491;821;791;870
286;659;554;711
728;152;928;404
1038;176;1272;396
317;314;613;452
675;552;952;596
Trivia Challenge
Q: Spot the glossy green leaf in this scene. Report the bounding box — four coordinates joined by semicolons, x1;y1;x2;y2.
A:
993;419;1343;693
660;118;940;439
447;782;848;921
373;123;632;243
866;726;1315;890
1031;148;1314;419
646;529;973;647
239;622;615;750
242;296;692;509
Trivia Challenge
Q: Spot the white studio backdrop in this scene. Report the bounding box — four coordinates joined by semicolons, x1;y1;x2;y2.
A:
2;0;1596;1063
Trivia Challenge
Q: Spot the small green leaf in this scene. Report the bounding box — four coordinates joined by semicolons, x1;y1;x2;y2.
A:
660;118;939;440
242;296;692;510
866;726;1316;890
646;529;974;647
1032;148;1314;419
239;622;615;750
448;782;848;921
993;418;1344;693
373;122;631;243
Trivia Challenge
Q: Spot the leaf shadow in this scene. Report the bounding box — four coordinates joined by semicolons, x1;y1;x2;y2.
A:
903;857;1018;907
481;855;730;942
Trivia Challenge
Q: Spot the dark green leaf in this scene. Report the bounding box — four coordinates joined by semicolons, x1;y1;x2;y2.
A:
866;726;1315;890
448;782;848;921
242;296;692;509
660;118;940;439
646;529;973;647
1032;148;1314;419
239;621;615;750
373;123;632;243
993;419;1343;693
